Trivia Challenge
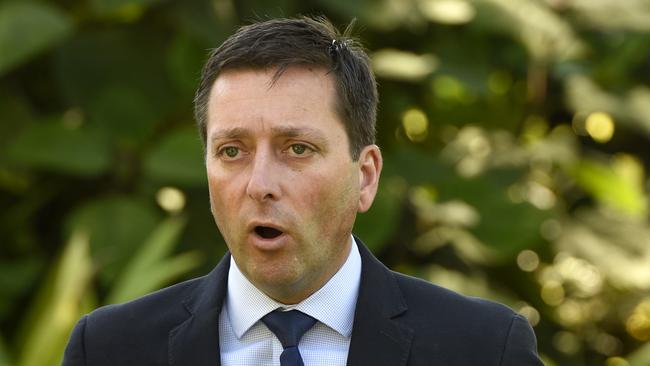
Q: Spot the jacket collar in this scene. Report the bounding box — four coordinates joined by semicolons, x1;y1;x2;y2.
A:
167;238;413;366
346;239;413;366
168;253;230;366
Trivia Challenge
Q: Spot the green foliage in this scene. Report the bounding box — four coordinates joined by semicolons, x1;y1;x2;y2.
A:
64;196;161;285
55;30;177;117
6;120;111;176
143;129;206;186
89;0;163;19
354;175;406;253
2;0;650;365
439;170;550;261
0;258;41;320
571;158;646;217
15;230;94;366
0;2;72;76
107;216;202;304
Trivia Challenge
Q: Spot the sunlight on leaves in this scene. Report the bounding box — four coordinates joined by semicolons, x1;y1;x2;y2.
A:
418;0;476;24
571;158;646;217
107;216;202;304
476;0;586;61
16;230;94;366
567;0;650;32
372;49;438;81
557;213;650;290
566;76;650;138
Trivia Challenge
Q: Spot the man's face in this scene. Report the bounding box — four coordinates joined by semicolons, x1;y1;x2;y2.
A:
205;66;381;303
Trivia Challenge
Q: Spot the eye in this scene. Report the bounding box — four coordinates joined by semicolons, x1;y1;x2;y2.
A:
219;146;240;159
287;143;315;157
290;144;308;155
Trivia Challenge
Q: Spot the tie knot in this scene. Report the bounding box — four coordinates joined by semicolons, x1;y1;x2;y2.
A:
262;310;317;349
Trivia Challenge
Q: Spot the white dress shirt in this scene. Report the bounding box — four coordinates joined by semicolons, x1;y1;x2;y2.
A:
219;236;362;366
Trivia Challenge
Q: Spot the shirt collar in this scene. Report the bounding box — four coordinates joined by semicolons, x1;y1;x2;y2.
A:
225;236;362;339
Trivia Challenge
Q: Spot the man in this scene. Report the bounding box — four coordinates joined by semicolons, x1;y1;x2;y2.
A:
63;16;543;365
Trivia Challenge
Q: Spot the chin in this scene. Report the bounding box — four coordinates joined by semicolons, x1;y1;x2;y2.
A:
247;263;302;288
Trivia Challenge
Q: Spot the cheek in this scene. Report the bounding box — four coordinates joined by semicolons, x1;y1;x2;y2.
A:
300;169;359;229
207;171;241;220
207;162;242;197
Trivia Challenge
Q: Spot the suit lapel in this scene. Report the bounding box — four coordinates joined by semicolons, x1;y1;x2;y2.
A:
168;253;231;366
166;240;414;366
347;240;414;366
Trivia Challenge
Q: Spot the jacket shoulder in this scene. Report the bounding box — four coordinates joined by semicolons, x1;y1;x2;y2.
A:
89;274;205;328
391;271;541;365
65;275;207;365
393;270;518;322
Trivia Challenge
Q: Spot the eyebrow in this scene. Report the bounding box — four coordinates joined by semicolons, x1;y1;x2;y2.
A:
210;125;329;146
270;126;328;144
210;127;249;143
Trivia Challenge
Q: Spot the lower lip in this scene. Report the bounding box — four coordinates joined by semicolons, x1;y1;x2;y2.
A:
248;232;289;251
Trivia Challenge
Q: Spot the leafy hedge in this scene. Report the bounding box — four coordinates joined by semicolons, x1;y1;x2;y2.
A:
2;0;650;365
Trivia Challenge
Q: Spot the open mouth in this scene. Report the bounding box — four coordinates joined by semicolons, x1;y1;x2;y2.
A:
254;226;284;239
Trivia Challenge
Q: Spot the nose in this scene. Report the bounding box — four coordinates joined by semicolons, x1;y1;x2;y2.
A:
246;148;281;202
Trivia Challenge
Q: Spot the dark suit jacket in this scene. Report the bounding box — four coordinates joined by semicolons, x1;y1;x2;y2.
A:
63;239;543;365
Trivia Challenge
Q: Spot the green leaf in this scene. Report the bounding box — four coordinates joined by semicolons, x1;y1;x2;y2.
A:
121;216;187;274
5;121;111;176
143;129;206;187
0;258;42;320
0;335;11;366
0;2;72;76
87;87;159;146
565;75;650;139
0;91;33;192
473;0;585;61
108;253;201;305
107;216;202;304
0;91;32;153
571;159;646;217
372;49;438;81
90;0;162;19
169;0;230;46
65;196;161;286
382;147;450;186
167;34;207;99
233;0;297;19
354;175;406;253
16;230;94;366
54;30;176;115
628;339;650;366
436;169;549;261
571;2;650;32
315;0;407;31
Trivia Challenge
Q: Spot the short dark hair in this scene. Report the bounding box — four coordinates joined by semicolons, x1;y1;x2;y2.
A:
193;16;377;160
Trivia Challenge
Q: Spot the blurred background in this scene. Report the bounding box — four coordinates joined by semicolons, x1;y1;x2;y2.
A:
1;0;650;365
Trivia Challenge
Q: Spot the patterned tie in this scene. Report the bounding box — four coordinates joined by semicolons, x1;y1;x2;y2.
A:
262;310;317;366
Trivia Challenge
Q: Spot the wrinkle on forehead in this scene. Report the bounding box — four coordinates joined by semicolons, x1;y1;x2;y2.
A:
204;65;350;160
210;66;331;100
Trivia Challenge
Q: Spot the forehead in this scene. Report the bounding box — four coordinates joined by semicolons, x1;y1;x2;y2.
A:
205;66;344;138
208;66;335;110
211;66;334;96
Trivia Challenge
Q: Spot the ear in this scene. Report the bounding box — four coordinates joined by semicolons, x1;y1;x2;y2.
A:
357;144;383;213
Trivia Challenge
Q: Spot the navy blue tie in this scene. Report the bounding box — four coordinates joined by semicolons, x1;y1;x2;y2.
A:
262;310;317;366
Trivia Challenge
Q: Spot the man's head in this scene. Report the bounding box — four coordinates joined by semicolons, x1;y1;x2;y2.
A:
194;16;377;160
196;17;382;304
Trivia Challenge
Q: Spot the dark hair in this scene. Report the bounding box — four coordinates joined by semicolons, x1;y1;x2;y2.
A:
193;16;377;160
